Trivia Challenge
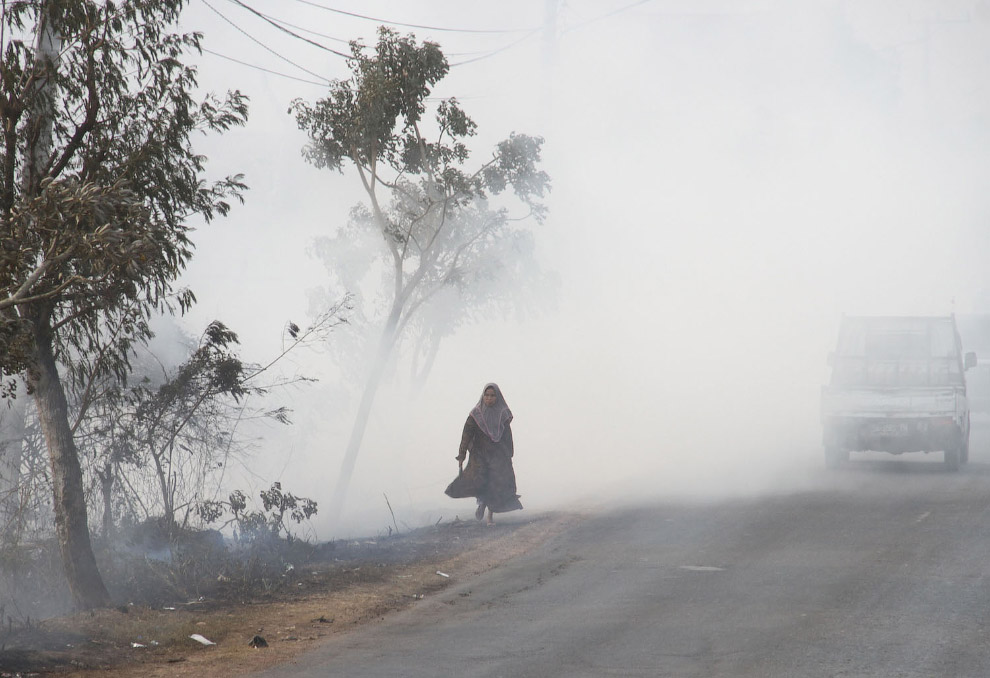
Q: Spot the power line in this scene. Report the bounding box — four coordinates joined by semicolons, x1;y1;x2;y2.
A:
201;47;330;86
223;7;496;58
198;0;551;83
449;28;543;67
288;0;541;34
563;0;655;34
200;0;334;83
223;0;351;58
226;7;352;45
218;0;529;64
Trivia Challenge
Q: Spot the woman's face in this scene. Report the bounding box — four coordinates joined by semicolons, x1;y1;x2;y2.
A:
483;388;497;407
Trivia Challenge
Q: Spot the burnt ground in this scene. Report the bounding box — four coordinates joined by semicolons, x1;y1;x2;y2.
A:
0;511;577;677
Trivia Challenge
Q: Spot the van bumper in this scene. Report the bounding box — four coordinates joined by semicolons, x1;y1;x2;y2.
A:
823;416;965;454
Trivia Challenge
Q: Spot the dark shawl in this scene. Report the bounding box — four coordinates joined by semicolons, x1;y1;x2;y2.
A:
444;384;522;513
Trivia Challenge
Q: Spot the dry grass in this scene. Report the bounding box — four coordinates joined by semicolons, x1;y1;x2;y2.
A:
1;511;580;677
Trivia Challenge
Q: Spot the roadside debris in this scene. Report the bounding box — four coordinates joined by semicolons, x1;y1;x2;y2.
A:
249;635;268;648
189;633;216;646
436;571;450;578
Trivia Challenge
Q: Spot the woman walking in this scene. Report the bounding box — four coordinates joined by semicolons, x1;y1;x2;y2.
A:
445;383;522;525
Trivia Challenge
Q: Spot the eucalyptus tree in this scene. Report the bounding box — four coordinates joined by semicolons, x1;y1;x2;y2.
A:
0;1;247;609
292;28;550;521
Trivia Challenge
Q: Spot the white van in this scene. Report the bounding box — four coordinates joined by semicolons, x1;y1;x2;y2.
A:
820;315;977;470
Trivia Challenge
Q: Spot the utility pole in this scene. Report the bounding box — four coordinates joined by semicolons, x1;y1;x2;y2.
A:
24;6;59;195
541;0;559;124
0;376;27;541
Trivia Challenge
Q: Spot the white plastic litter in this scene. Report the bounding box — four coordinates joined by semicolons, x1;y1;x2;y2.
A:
189;634;216;646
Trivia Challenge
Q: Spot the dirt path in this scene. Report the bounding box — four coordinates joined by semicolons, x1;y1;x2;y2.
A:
3;511;580;677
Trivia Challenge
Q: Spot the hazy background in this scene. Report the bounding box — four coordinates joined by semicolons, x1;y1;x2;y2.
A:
171;0;990;537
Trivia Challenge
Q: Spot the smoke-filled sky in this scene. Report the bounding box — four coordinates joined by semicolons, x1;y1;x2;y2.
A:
174;0;990;536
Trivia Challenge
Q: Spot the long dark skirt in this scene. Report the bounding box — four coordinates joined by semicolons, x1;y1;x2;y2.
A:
445;448;522;513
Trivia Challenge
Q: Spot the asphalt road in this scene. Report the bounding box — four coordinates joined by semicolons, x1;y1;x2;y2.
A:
264;439;990;677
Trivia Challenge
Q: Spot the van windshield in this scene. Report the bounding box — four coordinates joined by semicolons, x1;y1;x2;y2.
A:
830;318;963;388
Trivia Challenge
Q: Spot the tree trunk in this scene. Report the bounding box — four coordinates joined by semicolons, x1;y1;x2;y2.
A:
27;308;110;609
326;313;401;526
98;461;114;540
12;6;109;611
410;330;442;392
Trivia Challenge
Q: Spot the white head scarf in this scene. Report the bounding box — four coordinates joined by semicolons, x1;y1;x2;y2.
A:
469;382;513;442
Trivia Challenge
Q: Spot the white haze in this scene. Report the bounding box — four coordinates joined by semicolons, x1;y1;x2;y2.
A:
175;0;990;536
